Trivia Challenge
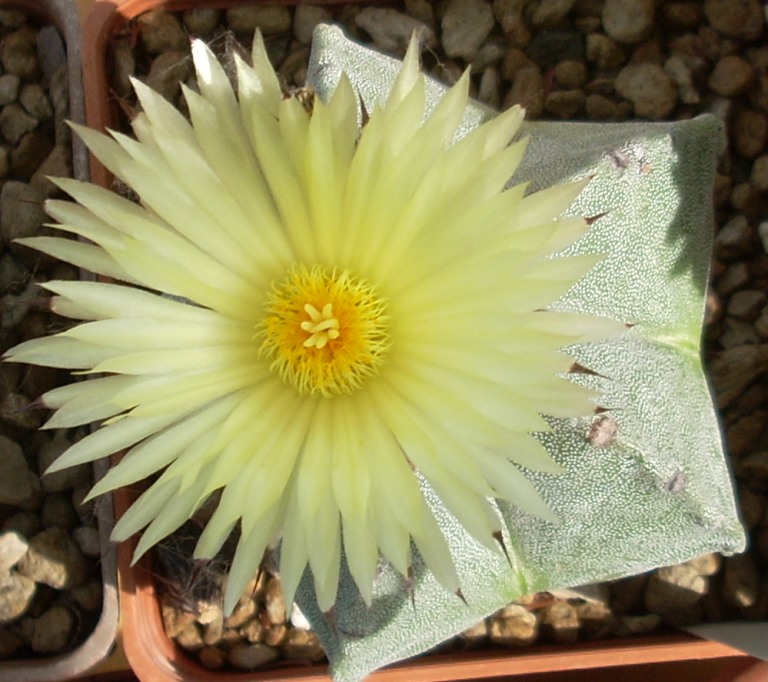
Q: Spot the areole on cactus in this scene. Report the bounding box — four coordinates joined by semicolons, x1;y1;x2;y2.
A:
4;22;745;682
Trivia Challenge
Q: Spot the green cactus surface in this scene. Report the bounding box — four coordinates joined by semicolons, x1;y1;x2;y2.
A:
293;25;746;682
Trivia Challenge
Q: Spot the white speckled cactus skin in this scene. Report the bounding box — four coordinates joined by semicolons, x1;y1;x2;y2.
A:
298;26;746;682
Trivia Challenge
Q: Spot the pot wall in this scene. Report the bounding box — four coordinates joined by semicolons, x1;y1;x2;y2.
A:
0;1;118;681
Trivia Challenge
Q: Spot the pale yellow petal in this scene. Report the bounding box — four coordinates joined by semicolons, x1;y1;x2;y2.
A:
47;411;182;473
112;478;178;544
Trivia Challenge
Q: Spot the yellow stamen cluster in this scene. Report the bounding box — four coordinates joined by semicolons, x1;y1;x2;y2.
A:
259;265;390;397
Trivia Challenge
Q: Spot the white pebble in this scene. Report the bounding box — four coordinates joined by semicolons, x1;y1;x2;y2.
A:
289;602;311;630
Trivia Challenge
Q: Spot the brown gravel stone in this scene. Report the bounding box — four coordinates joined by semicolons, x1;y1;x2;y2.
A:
280;628;325;661
531;0;576;27
728;290;768;321
723;554;760;608
501;47;535;82
224;598;256;629
751;155;768;191
226;5;292;36
505;65;545;117
755;527;768;563
161;598;196;638
665;55;699;104
264;577;286;625
574;601;615;639
615;613;661;636
16;527;86;590
733;110;768;159
721;318;760;348
644;564;708;614
615;63;677;119
0;570;35;624
441;0;495;61
709;56;756;97
661;2;704;30
585;33;624;69
476;67;500;106
175;622;205;651
755;307;768;338
145;51;192;105
585;93;622;119
602;0;655;44
1;26;40;81
741;450;768;478
262;624;287;647
488;605;538;646
728;384;766;421
198;646;227;670
240;618;263;643
714;216;754;260
544;89;585;118
181;8;222;38
461;619;488;642
737;485;766;528
228;643;278;669
137;10;189;54
355;7;436;55
703;0;765;41
554;60;587;88
727;412;767;457
493;0;531;44
685;553;722;577
730;182;762;219
540;601;580;644
711;346;768;408
27;605;75;654
717;261;750;297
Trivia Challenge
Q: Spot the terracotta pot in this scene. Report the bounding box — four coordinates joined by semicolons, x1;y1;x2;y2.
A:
80;1;755;680
0;1;118;681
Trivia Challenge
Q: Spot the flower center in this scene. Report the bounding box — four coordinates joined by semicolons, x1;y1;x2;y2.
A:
259;265;391;397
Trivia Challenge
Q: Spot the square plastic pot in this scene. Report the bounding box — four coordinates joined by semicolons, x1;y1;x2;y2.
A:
79;1;753;680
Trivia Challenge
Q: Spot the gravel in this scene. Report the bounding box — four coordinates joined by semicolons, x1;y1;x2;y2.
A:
0;10;103;661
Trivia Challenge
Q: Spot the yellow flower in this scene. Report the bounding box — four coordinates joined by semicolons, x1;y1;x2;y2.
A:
5;34;622;613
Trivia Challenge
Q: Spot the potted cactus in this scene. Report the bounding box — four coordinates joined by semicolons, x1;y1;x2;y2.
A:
6;0;755;680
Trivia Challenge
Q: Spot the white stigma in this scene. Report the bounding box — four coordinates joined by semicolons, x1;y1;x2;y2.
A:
301;303;340;349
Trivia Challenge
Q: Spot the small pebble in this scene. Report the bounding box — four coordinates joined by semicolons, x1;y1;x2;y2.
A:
137;10;189;54
540;601;580;644
723;554;760;608
586;33;625;69
228;643;278;669
615;63;677;119
709;56;756;97
181;8;222;38
28;606;75;654
644;564;708;614
226;5;292;36
293;4;332;45
355;7;436;55
602;0;655;44
728;290;767;321
733;110;768;159
441;0;495;61
488;605;538;646
703;0;764;41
